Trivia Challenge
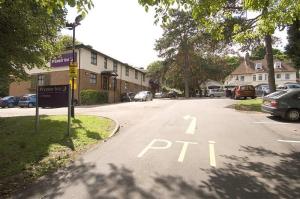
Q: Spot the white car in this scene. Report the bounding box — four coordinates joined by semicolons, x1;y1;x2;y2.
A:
207;89;224;98
134;91;153;101
277;83;300;90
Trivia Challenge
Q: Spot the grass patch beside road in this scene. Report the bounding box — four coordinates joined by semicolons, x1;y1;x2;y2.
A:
232;98;263;112
0;115;114;196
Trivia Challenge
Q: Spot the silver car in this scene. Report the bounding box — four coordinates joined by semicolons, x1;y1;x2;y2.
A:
134;91;153;101
207;89;224;97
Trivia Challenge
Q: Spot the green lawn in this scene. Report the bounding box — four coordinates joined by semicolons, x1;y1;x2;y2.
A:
0;115;114;196
234;98;263;112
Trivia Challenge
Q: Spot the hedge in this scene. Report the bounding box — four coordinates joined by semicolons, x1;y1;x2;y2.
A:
80;89;108;105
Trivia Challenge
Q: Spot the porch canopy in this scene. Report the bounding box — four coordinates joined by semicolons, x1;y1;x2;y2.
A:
101;71;118;77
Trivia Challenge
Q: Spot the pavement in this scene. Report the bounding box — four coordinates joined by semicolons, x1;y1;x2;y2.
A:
1;98;300;199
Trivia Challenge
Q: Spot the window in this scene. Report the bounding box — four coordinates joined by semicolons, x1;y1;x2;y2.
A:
235;76;239;80
285;73;290;80
113;61;117;72
274;62;282;69
90;73;97;84
104;57;107;69
258;74;263;81
255;63;262;70
135;70;138;79
124;82;128;90
126;66;129;76
142;74;145;82
276;74;281;79
240;76;244;81
38;74;45;86
253;75;256;81
265;74;267;80
91;52;97;65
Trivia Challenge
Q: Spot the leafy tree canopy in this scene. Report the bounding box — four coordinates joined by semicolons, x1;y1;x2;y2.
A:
250;45;287;60
0;0;93;81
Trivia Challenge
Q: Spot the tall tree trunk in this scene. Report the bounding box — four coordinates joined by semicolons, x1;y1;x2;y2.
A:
183;40;190;98
265;34;276;92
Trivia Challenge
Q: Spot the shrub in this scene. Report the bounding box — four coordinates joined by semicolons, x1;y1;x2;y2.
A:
80;89;108;105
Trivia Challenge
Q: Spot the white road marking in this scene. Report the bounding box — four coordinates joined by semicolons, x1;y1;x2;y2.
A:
137;139;172;158
183;115;197;134
277;139;300;143
253;121;289;125
208;141;216;167
176;141;198;162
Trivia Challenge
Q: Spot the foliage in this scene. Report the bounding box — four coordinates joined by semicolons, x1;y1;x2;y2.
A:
139;0;300;92
57;35;82;49
0;76;9;97
286;19;300;79
0;115;113;196
146;61;166;86
251;45;288;60
80;89;108;105
232;98;263;112
0;0;93;80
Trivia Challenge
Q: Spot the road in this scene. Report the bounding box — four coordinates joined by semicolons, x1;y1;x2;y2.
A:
1;98;299;199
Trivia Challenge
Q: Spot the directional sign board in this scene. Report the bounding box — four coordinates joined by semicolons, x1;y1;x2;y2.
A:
38;85;69;108
69;62;78;79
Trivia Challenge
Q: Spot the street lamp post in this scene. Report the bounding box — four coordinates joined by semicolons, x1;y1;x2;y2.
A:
66;15;83;118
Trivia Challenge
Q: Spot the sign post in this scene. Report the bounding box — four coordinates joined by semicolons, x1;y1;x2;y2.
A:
69;62;78;118
35;84;39;133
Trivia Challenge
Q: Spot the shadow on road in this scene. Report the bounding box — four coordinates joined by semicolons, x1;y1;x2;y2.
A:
267;115;300;123
13;145;300;199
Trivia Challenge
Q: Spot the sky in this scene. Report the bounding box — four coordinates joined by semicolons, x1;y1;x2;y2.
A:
61;0;162;69
61;1;288;68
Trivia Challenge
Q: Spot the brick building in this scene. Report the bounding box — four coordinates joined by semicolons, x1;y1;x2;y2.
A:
9;44;150;103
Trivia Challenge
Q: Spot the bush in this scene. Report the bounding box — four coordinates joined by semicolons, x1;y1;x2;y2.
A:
80;89;108;105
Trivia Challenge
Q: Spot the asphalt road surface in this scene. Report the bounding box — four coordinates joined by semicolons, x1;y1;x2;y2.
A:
1;98;300;199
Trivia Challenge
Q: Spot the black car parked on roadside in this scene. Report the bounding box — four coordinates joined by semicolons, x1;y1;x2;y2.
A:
120;92;135;102
0;96;20;108
261;89;300;121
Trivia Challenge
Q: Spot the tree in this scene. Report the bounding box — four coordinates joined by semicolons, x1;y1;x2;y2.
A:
286;19;300;80
155;10;199;97
0;0;93;81
146;61;167;89
57;35;82;49
139;0;300;92
251;45;288;60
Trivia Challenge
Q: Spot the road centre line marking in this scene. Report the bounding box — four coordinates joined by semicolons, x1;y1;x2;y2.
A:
277;139;300;143
208;141;216;167
183;115;197;134
137;139;172;158
176;141;198;162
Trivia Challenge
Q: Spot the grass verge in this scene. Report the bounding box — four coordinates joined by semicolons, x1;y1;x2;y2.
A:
230;98;263;112
0;115;115;197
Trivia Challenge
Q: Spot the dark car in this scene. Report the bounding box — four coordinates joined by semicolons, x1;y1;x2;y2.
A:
0;96;19;108
233;85;256;100
120;92;135;102
261;89;300;121
167;91;178;98
255;84;270;97
18;94;37;108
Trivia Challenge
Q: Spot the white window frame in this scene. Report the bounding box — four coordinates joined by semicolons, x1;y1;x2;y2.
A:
91;52;97;65
240;76;245;81
258;74;263;81
38;74;45;86
274;62;282;69
90;73;97;84
276;73;281;79
285;73;290;80
255;63;262;70
253;75;256;81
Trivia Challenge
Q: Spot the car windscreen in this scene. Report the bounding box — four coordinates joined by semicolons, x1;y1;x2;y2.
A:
2;96;12;100
20;97;29;101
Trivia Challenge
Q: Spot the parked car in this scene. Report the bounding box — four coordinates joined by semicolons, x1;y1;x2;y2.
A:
167;91;178;98
18;94;37;108
0;96;20;108
277;83;300;90
154;92;165;98
262;89;300;121
207;88;224;98
134;91;153;101
120;92;135;102
233;85;256;100
255;84;271;97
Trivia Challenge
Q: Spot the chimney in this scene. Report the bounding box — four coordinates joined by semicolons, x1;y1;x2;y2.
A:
244;52;250;66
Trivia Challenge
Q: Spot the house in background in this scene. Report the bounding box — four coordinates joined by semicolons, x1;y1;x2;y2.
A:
9;44;150;103
225;53;297;86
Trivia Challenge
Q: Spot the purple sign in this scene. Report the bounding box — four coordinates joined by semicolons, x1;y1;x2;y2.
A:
38;85;69;108
51;53;77;67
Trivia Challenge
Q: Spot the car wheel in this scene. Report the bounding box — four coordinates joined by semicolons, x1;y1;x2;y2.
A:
28;103;34;108
209;94;214;98
285;109;300;121
8;103;13;108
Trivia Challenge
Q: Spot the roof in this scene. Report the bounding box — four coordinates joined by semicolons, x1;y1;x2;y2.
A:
70;44;146;74
231;58;297;75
